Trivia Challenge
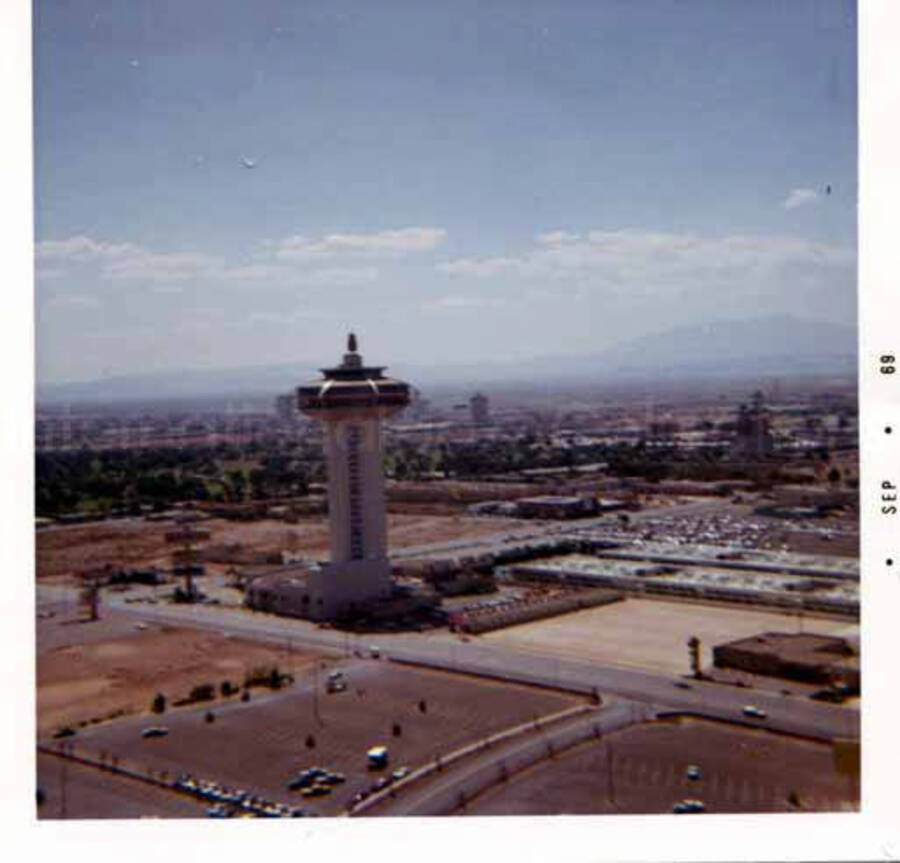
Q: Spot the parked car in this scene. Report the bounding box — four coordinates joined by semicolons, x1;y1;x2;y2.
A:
686;765;702;780
391;766;411;781
742;705;767;719
673;798;705;813
367;745;389;769
141;726;169;738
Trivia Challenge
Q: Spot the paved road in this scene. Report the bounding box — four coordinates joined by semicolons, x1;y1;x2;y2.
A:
368;700;643;817
60;590;858;743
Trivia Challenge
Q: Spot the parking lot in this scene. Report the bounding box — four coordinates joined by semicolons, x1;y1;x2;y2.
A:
46;659;582;817
37;752;208;820
462;716;857;816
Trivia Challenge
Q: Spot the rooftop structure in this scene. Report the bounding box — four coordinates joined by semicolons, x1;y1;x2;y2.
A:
713;632;859;688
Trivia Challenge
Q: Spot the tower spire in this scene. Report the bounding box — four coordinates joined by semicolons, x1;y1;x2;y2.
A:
343;331;362;368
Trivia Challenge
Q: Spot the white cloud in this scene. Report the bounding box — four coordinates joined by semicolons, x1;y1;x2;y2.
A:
436;257;521;277
227;308;336;328
36;236;223;283
219;264;287;282
307;266;379;287
437;230;854;287
421;294;505;313
47;294;102;309
273;227;447;261
536;230;581;246
36;236;142;263
782;188;819;210
101;250;222;282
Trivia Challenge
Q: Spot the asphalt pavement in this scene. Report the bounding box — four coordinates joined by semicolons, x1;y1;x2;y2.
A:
72;591;859;744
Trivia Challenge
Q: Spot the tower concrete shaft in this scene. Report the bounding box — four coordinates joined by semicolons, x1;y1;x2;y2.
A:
297;334;410;614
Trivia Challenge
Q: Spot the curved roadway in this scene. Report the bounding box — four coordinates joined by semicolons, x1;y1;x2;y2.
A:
55;589;858;743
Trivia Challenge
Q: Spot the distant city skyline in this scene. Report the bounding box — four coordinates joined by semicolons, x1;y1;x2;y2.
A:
34;0;857;384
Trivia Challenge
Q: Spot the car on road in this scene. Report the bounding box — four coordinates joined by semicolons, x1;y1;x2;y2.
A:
141;726;169;738
742;705;767;719
686;765;701;780
391;766;411;781
369;646;381;659
300;784;331;797
673;798;705;813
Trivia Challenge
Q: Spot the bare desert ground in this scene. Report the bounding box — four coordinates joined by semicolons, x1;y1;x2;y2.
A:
481;597;859;675
36;514;528;582
36;624;320;735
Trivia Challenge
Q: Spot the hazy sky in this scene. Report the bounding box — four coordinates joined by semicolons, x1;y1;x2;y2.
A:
34;0;857;384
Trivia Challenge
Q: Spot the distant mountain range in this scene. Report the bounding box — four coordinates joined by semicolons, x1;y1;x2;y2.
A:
36;315;857;405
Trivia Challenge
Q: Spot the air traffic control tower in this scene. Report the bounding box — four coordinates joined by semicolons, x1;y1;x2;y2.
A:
297;334;410;617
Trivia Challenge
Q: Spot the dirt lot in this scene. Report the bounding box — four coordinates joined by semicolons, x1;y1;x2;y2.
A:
46;660;581;817
462;716;857;815
36;514;528;582
36;623;320;736
481;597;859;675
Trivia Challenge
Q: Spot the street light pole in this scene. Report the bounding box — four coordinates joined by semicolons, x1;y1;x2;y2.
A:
606;741;615;807
312;662;320;725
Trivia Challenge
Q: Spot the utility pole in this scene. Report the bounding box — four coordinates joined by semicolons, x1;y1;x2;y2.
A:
606;741;615;807
312;662;321;725
60;757;67;819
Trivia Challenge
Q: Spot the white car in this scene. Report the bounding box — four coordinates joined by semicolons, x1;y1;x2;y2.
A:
673;798;705;813
742;705;767;719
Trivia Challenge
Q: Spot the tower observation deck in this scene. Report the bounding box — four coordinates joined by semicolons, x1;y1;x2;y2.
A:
296;334;410;618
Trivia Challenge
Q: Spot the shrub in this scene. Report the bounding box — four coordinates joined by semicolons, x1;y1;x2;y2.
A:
392;722;402;737
241;690;250;702
151;693;167;714
305;734;316;749
245;665;282;688
220;681;237;697
189;683;215;702
205;711;215;724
